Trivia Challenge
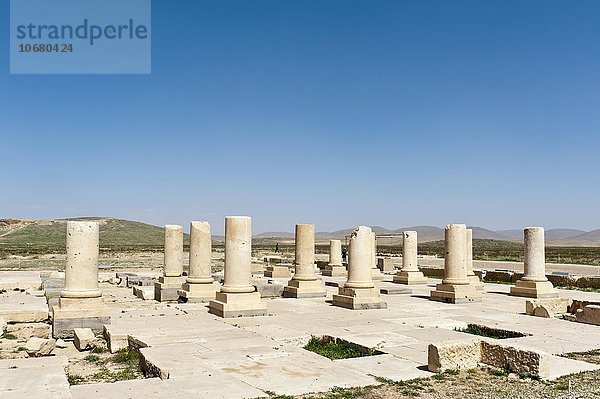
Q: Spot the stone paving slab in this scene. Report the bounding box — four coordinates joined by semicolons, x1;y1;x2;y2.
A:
335;353;432;381
0;356;70;399
0;271;42;291
0;291;49;322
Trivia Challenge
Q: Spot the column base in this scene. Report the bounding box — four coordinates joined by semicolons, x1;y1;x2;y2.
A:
154;276;184;302
264;266;292;278
52;297;111;339
208;292;267;318
371;267;384;280
177;281;220;303
332;287;387;310
430;283;482;304
283;279;326;298
509;280;558;299
468;275;485;291
392;271;428;285
322;265;347;277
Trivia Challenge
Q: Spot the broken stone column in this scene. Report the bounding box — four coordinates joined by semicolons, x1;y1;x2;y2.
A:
322;240;346;277
393;231;427;285
154;225;185;302
333;226;387;309
284;224;326;298
465;229;484;291
209;216;267;317
52;221;110;339
370;232;384;280
510;227;557;298
430;224;482;304
178;221;220;302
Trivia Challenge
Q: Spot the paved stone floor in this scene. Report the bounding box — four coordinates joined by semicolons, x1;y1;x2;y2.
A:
2;273;600;398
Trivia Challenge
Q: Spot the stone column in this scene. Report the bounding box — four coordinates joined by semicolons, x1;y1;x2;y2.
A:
209;216;267;317
178;221;220;302
430;224;481;303
510;227;557;298
465;229;484;290
62;221;102;298
323;240;346;276
333;226;386;309
370;232;384;280
284;224;326;298
154;225;185;302
52;221;110;339
393;231;427;285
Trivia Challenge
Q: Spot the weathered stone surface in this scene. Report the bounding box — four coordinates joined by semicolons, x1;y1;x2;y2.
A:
0;316;6;333
133;286;155;300
52;297;111;339
481;341;550;378
25;337;55;357
0;292;49;323
0;271;42;291
6;322;51;340
576;305;600;326
74;328;97;351
264;266;292;278
428;340;481;373
378;257;401;272
525;298;571;317
254;283;285;298
55;339;68;348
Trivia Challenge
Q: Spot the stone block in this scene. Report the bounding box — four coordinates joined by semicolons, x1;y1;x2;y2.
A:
6;322;51;340
378;257;401;272
428;340;481;373
480;341;550;379
321;265;347;277
52;297;111;339
133;286;155;300
283;279;326;298
154;276;184;302
332;287;387;310
525;298;571;317
177;282;220;303
208;291;268;318
264;266;292;278
393;271;428;285
430;283;482;304
576;305;600;326
510;280;558;299
0;316;6;333
253;283;285;298
74;328;97;351
25;337;56;357
484;270;513;283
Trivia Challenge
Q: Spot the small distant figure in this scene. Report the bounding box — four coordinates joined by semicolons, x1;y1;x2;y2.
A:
275;242;280;253
342;247;348;262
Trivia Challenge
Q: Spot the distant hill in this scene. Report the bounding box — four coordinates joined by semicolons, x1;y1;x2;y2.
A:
0;217;189;248
545;229;587;241
255;231;294;238
496;229;523;240
467;226;510;240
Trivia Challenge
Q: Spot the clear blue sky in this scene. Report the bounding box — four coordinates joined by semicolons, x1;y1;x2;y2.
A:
1;0;599;234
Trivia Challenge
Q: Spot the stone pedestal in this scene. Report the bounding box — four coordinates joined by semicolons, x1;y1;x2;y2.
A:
283;224;326;298
264;266;292;278
52;221;110;339
155;225;184;302
155;276;185;302
510;227;557;298
465;229;484;291
333;226;386;310
209;216;267;318
393;231;427;285
53;297;110;339
370;232;384;280
430;224;482;304
322;240;347;277
178;221;219;302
